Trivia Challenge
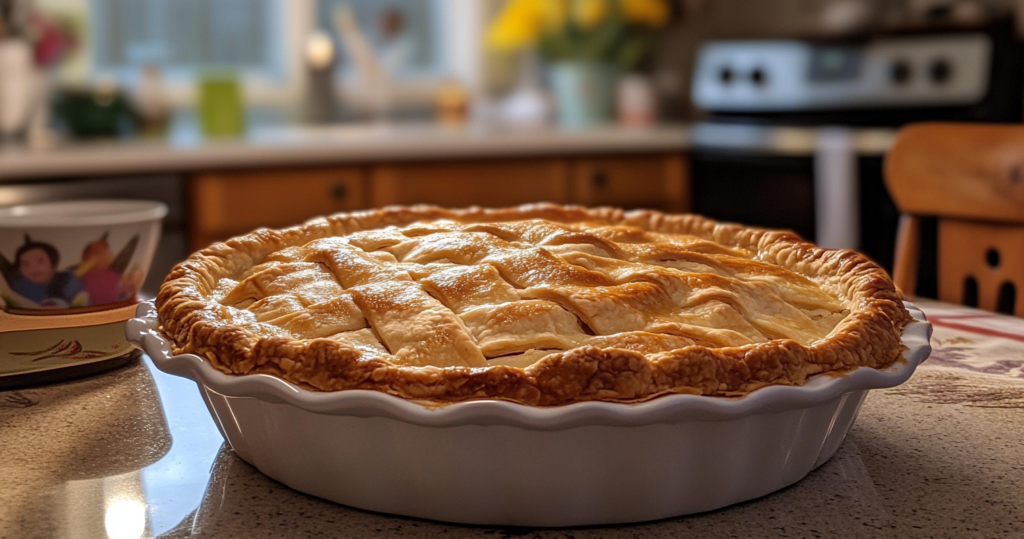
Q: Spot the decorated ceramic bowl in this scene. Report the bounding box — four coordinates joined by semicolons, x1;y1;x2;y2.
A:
0;200;167;313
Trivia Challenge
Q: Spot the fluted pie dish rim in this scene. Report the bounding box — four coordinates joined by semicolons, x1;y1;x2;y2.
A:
127;301;929;429
128;303;929;525
152;204;913;406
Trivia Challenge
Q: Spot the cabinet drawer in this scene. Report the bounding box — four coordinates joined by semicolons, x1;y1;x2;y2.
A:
190;168;367;240
571;154;689;212
371;159;570;207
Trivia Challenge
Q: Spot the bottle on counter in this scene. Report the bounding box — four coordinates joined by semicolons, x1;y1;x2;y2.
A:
304;30;338;125
134;64;170;137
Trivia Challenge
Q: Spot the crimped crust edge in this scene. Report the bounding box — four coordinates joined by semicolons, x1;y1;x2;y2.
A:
156;204;912;405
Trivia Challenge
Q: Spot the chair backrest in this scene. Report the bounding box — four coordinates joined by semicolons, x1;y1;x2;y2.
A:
885;122;1024;315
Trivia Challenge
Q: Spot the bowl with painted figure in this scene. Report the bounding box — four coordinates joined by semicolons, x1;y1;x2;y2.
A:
0;200;166;313
0;200;166;389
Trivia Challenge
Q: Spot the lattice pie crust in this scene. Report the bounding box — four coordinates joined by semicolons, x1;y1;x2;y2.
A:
157;205;911;405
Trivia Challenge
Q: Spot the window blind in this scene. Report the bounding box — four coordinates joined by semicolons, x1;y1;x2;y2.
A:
92;0;278;76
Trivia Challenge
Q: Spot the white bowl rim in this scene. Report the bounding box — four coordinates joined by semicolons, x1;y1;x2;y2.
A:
0;200;168;227
127;301;932;430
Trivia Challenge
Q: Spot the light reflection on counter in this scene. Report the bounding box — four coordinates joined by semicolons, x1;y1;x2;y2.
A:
139;355;224;536
104;498;146;539
34;355;224;539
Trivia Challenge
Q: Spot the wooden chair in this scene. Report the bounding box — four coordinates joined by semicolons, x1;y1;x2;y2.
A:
885;122;1024;315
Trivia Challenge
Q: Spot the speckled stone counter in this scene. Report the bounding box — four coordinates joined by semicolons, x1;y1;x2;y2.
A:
0;123;896;183
0;125;690;182
3;301;1023;538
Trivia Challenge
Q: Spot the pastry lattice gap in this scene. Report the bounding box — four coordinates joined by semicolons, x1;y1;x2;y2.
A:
213;220;849;369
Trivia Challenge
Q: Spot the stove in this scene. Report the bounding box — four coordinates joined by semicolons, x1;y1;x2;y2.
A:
687;18;1022;295
691;20;1022;124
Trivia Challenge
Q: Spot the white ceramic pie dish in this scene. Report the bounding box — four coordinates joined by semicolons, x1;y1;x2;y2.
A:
127;301;931;527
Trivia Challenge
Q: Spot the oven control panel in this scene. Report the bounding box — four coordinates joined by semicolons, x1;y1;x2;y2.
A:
691;34;992;112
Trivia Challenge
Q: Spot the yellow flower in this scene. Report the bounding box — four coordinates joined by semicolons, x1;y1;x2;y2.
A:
573;0;608;30
487;0;542;51
620;0;669;27
486;0;566;51
543;0;568;30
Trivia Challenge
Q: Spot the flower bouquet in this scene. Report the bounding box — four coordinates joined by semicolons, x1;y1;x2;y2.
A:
487;0;670;127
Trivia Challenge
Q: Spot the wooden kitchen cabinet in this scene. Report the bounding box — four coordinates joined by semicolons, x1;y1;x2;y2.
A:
187;154;690;250
571;154;689;212
189;167;368;250
370;159;571;207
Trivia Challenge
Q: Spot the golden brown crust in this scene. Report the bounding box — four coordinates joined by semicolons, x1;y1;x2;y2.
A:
156;204;912;405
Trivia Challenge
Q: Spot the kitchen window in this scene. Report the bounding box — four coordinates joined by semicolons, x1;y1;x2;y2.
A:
90;0;452;85
90;0;285;81
315;0;448;80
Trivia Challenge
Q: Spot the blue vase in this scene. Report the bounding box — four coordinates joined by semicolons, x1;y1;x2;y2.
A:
548;61;617;129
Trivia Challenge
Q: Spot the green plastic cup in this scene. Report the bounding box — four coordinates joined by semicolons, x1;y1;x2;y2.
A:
198;73;245;138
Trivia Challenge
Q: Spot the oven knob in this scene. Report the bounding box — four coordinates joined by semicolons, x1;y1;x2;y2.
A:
751;67;767;86
890;60;911;85
719;66;734;85
929;58;952;84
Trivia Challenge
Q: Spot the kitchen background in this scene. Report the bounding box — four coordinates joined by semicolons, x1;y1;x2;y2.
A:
2;0;1023;299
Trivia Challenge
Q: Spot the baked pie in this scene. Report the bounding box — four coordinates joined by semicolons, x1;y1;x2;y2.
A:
157;205;911;405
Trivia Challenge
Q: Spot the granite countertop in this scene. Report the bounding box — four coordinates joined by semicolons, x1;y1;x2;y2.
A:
0;122;899;182
0;124;691;182
3;298;1021;538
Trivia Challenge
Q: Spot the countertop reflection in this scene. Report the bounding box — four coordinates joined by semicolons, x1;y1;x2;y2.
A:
2;354;1023;538
1;356;221;538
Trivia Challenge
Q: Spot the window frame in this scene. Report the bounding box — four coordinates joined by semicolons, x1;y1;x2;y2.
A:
89;0;287;84
85;0;486;107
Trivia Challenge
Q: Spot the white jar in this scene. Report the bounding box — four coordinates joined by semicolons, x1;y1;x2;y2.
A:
0;39;39;139
616;73;658;128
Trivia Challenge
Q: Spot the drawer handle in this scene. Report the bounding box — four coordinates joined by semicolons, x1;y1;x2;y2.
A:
331;182;349;200
1010;164;1022;185
591;171;608;189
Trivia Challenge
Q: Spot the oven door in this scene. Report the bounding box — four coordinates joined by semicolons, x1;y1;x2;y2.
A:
690;147;899;274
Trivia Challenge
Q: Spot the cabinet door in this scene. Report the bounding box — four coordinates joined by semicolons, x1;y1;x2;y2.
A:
371;159;570;207
571;154;689;212
189;167;367;250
